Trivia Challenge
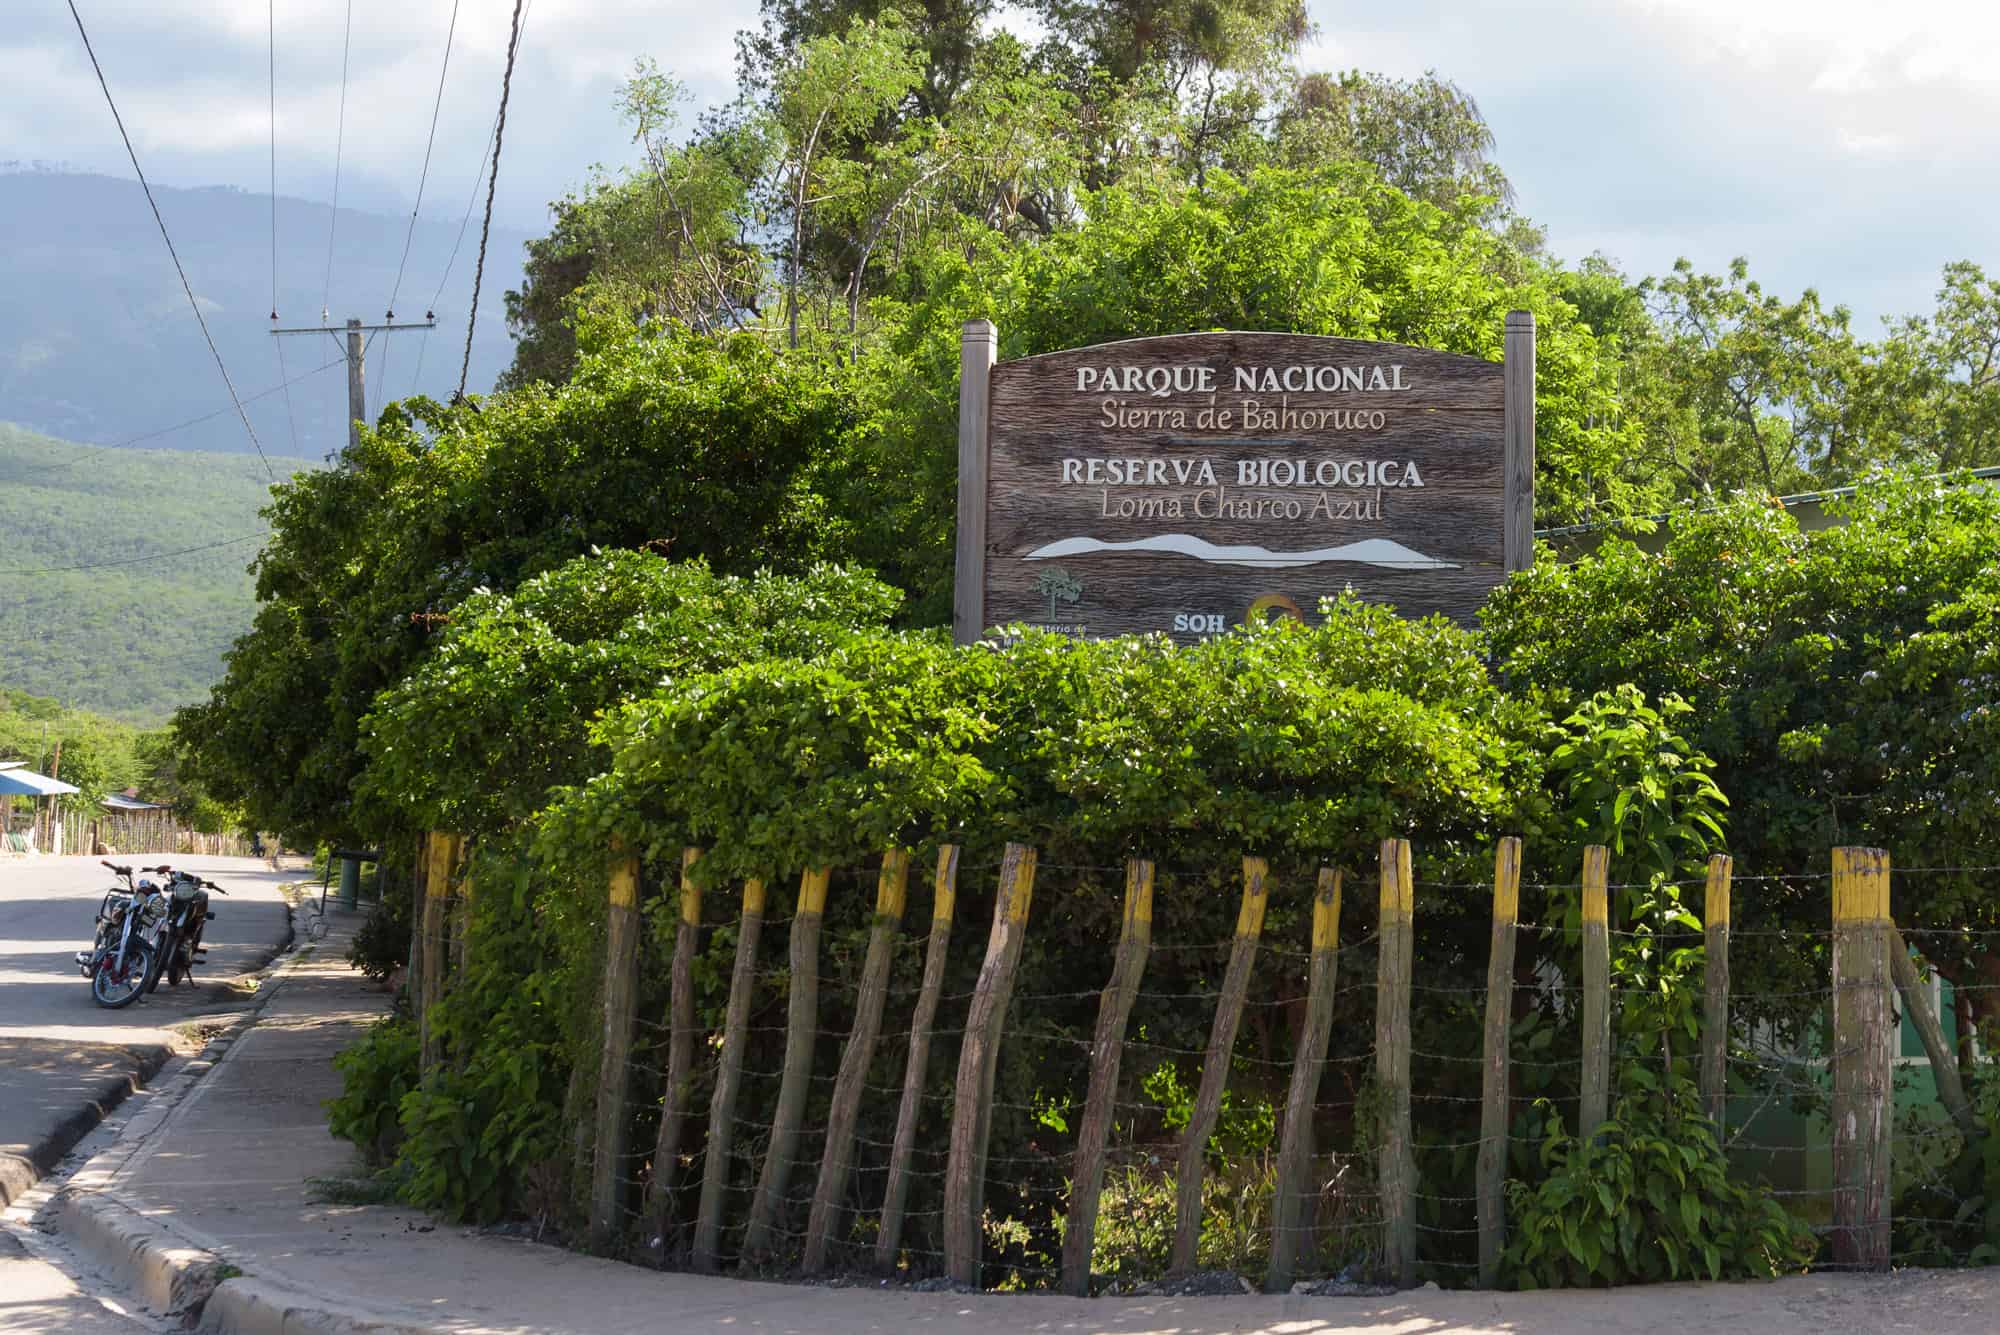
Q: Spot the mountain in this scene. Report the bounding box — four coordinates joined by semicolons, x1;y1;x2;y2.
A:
0;168;534;461
0;422;301;723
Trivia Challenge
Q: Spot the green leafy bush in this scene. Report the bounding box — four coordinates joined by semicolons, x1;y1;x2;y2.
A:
1502;1092;1814;1288
346;896;411;985
327;1018;419;1165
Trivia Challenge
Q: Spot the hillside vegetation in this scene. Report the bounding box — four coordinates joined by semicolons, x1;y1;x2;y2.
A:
0;169;528;461
0;422;307;721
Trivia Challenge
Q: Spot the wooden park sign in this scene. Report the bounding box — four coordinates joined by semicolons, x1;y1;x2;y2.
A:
953;318;1536;644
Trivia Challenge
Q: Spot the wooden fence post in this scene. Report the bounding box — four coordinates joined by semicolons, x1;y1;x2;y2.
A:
589;848;645;1252
1700;854;1733;1129
693;877;767;1273
943;842;1037;1288
804;849;912;1273
1579;845;1611;1142
417;832;460;1077
876;845;959;1273
1375;838;1416;1289
1060;859;1156;1296
1266;866;1342;1293
645;847;705;1256
1831;846;1892;1270
1887;922;1981;1141
452;844;475;974
1170;857;1271;1273
1476;837;1522;1289
743;865;832;1262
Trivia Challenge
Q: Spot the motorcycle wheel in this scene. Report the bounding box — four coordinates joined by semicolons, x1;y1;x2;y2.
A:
93;942;155;1009
168;941;190;986
142;931;172;995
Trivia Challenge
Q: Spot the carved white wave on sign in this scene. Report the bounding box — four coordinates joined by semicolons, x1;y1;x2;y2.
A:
1021;534;1459;570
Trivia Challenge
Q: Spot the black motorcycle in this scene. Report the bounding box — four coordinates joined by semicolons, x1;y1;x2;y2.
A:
77;861;164;1008
145;866;225;991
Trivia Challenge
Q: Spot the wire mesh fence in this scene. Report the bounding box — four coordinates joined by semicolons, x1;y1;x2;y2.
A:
408;833;2000;1295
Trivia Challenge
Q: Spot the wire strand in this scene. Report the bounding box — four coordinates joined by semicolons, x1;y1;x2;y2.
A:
67;0;274;483
37;356;341;477
378;0;463;401
460;0;526;400
0;533;268;577
411;0;534;400
387;0;462;319
269;0;300;457
322;0;353;319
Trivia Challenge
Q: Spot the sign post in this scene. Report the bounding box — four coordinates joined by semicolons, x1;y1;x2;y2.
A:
953;320;1535;643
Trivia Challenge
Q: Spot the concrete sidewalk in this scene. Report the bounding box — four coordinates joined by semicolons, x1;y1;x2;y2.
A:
50;907;2000;1335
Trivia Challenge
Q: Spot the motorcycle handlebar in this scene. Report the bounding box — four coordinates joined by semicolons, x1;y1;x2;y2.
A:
101;859;133;876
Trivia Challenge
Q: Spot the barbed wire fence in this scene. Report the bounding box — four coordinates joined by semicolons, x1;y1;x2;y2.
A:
410;832;1999;1293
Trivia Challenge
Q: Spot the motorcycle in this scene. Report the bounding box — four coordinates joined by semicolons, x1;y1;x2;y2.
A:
76;860;166;1008
144;866;225;992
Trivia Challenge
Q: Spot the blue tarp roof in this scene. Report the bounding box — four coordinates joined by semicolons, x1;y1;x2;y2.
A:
0;763;81;797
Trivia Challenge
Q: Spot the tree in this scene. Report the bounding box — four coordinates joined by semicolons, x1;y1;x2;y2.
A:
358;552;902;837
1036;566;1082;621
770;15;925;347
1270;70;1511;210
1633;257;1869;496
1485;474;2000;1027
175;327;893;846
1873;261;2000;472
501;69;770;391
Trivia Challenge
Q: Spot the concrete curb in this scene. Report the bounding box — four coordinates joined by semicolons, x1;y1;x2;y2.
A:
54;1187;228;1315
0;1044;170;1208
53;906;451;1335
198;1277;443;1335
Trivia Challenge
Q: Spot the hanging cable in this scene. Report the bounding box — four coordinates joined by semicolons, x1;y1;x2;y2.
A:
66;0;275;483
460;0;527;401
386;0;462;321
378;0;463;399
38;358;342;478
271;0;301;456
0;534;270;578
407;113;496;399
410;0;534;400
321;0;353;321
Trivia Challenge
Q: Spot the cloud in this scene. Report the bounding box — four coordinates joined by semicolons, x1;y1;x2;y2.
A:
15;0;1996;333
13;1;752;225
1300;0;2000;327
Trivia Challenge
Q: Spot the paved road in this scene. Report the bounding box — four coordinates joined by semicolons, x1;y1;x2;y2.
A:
0;855;294;1204
0;1231;148;1333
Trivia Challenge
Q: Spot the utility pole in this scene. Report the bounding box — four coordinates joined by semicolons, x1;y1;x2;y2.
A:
271;315;436;454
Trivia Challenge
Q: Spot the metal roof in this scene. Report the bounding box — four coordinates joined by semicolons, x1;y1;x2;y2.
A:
101;792;168;811
1536;464;2000;542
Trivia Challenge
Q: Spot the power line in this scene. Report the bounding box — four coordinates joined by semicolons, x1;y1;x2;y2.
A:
36;356;343;478
404;109;496;399
270;0;301;456
0;533;269;577
322;0;354;320
410;0;535;400
386;0;462;320
65;0;276;485
462;0;528;401
380;0;464;404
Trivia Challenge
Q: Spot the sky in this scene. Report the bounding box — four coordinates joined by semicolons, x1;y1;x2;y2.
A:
10;0;2000;333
